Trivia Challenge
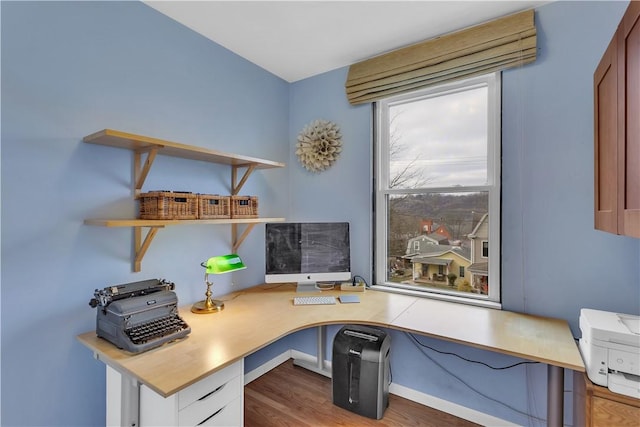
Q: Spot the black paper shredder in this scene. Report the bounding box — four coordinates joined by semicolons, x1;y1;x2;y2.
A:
332;325;391;419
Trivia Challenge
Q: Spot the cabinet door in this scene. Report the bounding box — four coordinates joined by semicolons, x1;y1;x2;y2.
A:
594;34;619;234
592;396;640;427
619;1;640;237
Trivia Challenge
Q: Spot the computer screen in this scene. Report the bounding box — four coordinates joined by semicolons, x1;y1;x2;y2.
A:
265;222;351;290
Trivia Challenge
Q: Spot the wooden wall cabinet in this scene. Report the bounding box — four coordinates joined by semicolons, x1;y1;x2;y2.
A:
574;371;640;427
83;129;285;271
594;2;640;238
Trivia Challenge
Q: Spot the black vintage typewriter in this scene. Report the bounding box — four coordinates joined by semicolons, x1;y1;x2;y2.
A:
89;279;191;353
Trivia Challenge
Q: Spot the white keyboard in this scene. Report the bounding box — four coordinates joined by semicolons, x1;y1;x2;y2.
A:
293;296;336;306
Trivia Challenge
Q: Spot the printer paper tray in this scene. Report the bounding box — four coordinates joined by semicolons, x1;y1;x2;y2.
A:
608;371;640;399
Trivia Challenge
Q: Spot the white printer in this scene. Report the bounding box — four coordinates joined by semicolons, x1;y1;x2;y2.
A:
579;308;640;399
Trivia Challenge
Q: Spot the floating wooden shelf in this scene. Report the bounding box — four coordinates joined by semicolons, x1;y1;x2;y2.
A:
83;129;285;195
83;129;286;272
83;218;285;228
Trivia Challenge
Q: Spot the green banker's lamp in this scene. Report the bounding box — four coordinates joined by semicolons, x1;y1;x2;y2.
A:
192;254;246;314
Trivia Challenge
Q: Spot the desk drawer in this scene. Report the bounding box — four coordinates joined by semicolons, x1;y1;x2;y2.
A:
182;396;241;427
178;361;242;410
179;374;242;427
139;360;243;427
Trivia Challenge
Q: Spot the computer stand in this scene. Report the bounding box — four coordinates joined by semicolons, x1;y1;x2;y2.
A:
292;325;332;378
295;282;318;292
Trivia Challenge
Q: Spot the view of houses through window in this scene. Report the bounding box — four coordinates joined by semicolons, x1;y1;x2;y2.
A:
388;193;490;295
375;73;501;304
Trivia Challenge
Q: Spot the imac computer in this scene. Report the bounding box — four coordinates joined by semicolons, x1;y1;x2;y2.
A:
265;222;351;291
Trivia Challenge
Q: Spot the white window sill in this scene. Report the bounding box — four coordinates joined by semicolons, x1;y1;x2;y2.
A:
370;284;502;310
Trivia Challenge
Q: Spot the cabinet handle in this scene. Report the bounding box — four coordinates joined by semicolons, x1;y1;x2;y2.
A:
196;406;224;426
197;383;225;402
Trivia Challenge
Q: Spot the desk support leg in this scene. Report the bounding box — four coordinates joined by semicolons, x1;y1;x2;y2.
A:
547;365;563;427
293;325;332;378
106;365;140;427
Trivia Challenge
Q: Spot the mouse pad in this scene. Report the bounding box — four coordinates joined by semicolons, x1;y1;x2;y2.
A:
339;295;360;303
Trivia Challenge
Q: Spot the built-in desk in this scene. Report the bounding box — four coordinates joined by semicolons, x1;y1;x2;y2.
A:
78;283;585;426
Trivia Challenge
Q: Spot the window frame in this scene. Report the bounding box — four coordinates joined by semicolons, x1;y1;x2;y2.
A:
373;72;502;308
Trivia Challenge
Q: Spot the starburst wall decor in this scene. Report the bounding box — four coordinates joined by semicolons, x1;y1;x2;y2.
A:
295;119;342;173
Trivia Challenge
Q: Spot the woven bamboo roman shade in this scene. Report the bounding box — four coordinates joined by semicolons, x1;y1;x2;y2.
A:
345;9;536;105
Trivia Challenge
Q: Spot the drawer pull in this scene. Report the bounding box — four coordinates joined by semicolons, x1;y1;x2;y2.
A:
197;383;225;402
196;406;224;426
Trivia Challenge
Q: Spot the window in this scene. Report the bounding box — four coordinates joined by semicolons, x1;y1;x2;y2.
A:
482;241;489;258
374;73;501;306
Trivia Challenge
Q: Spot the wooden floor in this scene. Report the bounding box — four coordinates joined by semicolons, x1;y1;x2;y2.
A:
244;359;480;427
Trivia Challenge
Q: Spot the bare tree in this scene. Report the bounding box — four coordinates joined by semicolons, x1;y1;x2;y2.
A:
387;111;432;259
388;112;430;189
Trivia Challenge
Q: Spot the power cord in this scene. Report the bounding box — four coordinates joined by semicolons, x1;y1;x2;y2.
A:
352;275;369;288
408;333;540;370
406;332;545;423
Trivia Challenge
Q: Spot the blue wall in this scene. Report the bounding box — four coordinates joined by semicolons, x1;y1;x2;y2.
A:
501;0;638;321
2;1;639;427
283;1;639;426
1;2;288;426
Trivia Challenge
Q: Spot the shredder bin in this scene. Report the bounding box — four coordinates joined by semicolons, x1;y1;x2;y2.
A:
332;325;391;419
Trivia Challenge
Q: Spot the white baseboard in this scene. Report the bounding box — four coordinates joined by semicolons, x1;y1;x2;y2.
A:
244;349;293;385
244;349;333;385
244;349;515;426
290;349;332;369
389;382;518;426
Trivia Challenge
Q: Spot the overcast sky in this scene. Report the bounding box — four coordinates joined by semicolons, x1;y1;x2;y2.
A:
389;86;488;188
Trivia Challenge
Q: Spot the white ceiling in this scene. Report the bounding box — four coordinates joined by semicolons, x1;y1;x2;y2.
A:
144;1;548;83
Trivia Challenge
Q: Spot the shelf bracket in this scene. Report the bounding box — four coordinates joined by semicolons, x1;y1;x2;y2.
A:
133;226;163;272
133;146;160;196
231;223;256;252
231;164;257;195
84;129;285;273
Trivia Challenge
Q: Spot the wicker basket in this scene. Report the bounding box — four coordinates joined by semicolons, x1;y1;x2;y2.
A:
231;195;258;218
198;194;231;219
139;191;198;220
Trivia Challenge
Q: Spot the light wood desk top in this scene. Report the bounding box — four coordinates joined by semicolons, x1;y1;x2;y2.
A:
77;283;584;398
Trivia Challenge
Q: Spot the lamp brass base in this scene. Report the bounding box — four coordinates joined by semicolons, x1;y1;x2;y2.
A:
191;299;225;314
